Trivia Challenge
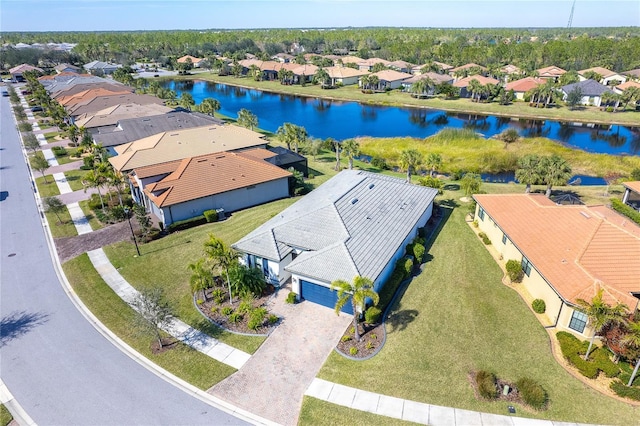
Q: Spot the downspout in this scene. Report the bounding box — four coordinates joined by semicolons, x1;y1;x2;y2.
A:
545;301;563;329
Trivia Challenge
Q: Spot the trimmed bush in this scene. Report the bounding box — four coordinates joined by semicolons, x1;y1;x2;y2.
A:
413;243;425;264
516;377;547;410
611;380;640;401
370;157;389;170
51;146;67;157
403;257;414;277
341;335;352;342
203;209;218;223
285;291;297;304
506;260;523;283
532;299;546;314
228;312;243;323
167;215;207;232
611;198;640;226
364;306;382;324
478;232;491;245
475;370;498;400
556;331;620;379
268;314;279;325
350;347;358;355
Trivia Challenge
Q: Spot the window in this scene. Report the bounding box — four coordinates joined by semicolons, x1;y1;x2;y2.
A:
478;207;485;221
569;310;588;333
502;233;507;245
521;257;532;277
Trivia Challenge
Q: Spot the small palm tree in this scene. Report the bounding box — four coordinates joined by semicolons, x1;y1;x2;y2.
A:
622;320;640;387
188;258;214;301
331;276;379;342
515;154;541;193
204;234;239;305
576;288;628;361
399;149;423;183
341;139;360;170
237;108;258;131
199;97;221;116
425;152;442;177
539;154;572;197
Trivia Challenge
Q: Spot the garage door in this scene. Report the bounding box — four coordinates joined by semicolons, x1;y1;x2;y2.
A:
300;280;353;314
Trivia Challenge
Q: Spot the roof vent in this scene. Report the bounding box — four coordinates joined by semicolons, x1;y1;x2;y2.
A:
197;159;207;163
170;133;179;136
369;183;375;189
351;198;358;205
580;211;591;219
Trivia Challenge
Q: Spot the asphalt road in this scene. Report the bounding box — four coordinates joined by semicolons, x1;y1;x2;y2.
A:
0;94;250;425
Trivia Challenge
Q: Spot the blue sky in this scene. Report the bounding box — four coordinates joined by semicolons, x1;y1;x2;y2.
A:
1;0;638;32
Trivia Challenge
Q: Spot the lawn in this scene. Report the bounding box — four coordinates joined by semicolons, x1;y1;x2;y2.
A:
45;204;78;238
102;197;299;354
79;199;104;231
35;176;60;197
299;396;417;425
309;186;638;425
64;169;90;191
43;131;62;143
62;254;234;389
189;74;640;126
0;405;12;426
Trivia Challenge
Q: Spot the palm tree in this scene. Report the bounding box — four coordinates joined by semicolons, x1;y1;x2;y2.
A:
515;154;541;193
83;169;107;210
621;87;640;110
539;154;572;197
601;92;621;112
327;137;341;171
188;258;214;301
204;234;239;305
276;123;307;153
425;152;442;177
199;97;221;116
467;78;483;102
106;169;126;207
231;62;243;78
179;92;195;111
249;64;262;81
341;139;360;170
576;288;628;361
410;77;435;98
360;74;370;90
236;108;258;130
399;149;423;183
368;75;379;91
331;276;379;342
314;68;330;88
622;320;640;387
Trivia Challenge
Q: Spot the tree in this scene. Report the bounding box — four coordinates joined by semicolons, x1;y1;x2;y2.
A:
417;176;443;194
131;287;175;349
248;64;262;81
83;169;106;210
179;92;195;111
460;172;482;196
231;62;243;78
515;154;541;193
43;196;66;224
468;78;483;102
68;125;79;146
582;71;603;83
204;234;239;304
558;70;580;86
188;258;214;301
539;154;572;197
306;138;324;160
425;152;442;177
327;137;341;171
622;320;640;387
132;203;153;241
331;276;379;342
341;139;360;170
30;152;50;183
236;108;258;131
399;149;423;183
228;263;266;298
566;87;583;110
313;68;330;88
276;122;307;153
23;132;40;153
621;87;640;110
410;77;435;98
576;289;628;361
198;97;221;116
601;91;621;112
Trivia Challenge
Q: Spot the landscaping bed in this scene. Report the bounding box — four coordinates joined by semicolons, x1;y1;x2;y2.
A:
335;322;384;359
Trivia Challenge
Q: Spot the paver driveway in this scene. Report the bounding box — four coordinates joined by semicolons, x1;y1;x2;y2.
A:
209;286;351;426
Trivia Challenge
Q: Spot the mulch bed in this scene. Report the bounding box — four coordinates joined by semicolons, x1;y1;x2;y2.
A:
196;284;278;335
336;321;384;358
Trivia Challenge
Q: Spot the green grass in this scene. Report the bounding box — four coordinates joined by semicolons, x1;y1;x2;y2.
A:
79;199;104;231
35;176;60;197
0;405;12;426
62;254;235;389
298;396;417;425
43;131;61;143
189;74;640;126
102;197;299;354
64;169;90;191
45;205;78;238
310;186;638;425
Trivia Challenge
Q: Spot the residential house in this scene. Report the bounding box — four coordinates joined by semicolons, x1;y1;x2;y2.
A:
336;56;364;67
449;63;487;80
505;77;545;100
561;79;613;107
412;61;453;75
366;69;413;90
9;64;44;81
624;69;640;80
357;58;391;72
66;93;165;119
324;66;370;86
54;63;81;74
239;146;309;177
453;75;500;98
177;55;204;67
578;67;627;86
131;149;291;227
473;193;640;338
622;181;640;211
613;80;640;95
272;53;295;63
74;103;175;133
500;64;522;77
83;60;120;75
43;76;123;94
536;65;566;81
388;60;414;74
291;64;318;83
402;72;454;93
233;170;438;311
57;87;133;108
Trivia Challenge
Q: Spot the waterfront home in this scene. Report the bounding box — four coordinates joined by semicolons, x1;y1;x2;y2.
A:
366;69;413;90
622;181;640;211
473;193;640;339
453;75;500;98
561;79;613;107
233;171;438;312
578;67;627;86
402;72;454;93
324;66;370;86
505;77;545;100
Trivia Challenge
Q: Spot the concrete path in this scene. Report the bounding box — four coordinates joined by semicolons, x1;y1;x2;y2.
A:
58;187;98;204
36;132;47;146
52;172;71;193
68;202;92;235
48;159;83;174
42;148;58;166
87;248;251;370
209;286;351;426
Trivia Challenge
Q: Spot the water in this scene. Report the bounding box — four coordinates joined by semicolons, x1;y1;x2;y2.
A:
481;172;607;185
164;80;640;156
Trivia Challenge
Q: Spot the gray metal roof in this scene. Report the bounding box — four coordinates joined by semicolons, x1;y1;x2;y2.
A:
233;170;437;284
92;111;223;147
561;79;613;97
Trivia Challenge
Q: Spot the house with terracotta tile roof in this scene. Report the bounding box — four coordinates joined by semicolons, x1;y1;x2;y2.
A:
449;63;487;80
411;61;453;75
324;66;369;86
9;64;44;81
500;64;522;76
131;149;291;227
357;58;391;72
578;67;627;86
388;60;414;74
75;103;175;132
505;77;545;100
366;69;413;90
67;93;165;119
177;55;204;67
613;80;640;95
473;193;640;338
57;87;133;108
453;75;500;98
622;181;640;211
536;65;566;81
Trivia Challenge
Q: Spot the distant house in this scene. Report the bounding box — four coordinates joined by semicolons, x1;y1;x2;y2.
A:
177;55;204;67
357;58;391;72
622;181;640;211
613;80;640;96
57;87;133;108
233;171;438;311
83;60;120;75
366;69;413;90
272;53;295;63
324;66;370;86
536;65;566;81
500;64;521;77
412;61;453;75
578;67;627;86
9;64;44;81
561;79;613;107
453;75;500;98
67;93;165;119
336;55;364;67
388;60;414;74
505;77;545;100
131;149;291;227
402;72;453;93
54;63;81;74
449;63;487;79
473;193;640;339
624;68;640;80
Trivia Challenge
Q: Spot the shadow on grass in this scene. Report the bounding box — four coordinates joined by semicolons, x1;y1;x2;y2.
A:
443;183;460;191
307;166;325;177
0;310;49;347
386;303;419;333
134;237;193;257
65;174;81;183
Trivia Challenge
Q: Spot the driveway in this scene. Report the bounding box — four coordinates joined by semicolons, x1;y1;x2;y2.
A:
209;287;351;426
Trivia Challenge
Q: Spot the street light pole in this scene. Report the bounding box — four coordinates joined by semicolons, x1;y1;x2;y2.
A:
124;207;141;257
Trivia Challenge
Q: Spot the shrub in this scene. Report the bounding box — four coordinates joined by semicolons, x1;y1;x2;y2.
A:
52;146;67;157
228;312;243;323
88;193;104;211
350;347;358;356
110;205;126;221
506;260;523;283
403;257;414;276
237;300;253;314
18;122;33;132
532;299;546;314
611;198;640;226
167;215;207;232
371;157;389;170
366;341;374;350
478;232;491;245
631;168;640;181
203;209;218;223
196;299;204;305
210;306;218;314
247;319;261;331
556;331;620;379
341;335;352;342
268;314;279;325
413;243;425;264
285;291;297;304
364;306;382;324
516;377;548;410
475;370;498;400
370;333;377;340
611;380;640;401
221;306;233;316
82;156;94;170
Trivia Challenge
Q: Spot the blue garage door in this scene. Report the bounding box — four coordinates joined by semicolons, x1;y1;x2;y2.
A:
300;280;353;314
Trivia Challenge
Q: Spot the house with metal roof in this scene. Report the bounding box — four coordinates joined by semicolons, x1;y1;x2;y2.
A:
233;171;438;312
561;79;613;107
473;193;640;339
75;103;175;132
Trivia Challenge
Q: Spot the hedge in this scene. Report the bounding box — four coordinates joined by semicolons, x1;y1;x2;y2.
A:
203;209;218;223
167;215;207;232
611;198;640;226
611;380;640;401
506;259;523;283
556;331;619;379
516;377;547;410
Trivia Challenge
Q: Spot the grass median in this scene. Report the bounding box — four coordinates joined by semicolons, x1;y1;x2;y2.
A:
63;253;235;389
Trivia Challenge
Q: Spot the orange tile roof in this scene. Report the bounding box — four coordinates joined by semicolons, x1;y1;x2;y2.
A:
474;194;640;310
505;77;545;93
236;148;277;161
177;55;202;64
371;69;413;82
623;181;640;194
450;63;487;72
58;88;131;107
615;81;640;91
141;150;291;207
453;75;500;87
578;66;620;78
537;65;567;77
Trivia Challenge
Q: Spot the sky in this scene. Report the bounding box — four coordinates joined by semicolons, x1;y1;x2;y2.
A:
1;0;638;32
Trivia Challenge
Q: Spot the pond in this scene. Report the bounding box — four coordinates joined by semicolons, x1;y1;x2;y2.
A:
164;80;640;156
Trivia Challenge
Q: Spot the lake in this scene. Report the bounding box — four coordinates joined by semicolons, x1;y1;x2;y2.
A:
164;80;640;156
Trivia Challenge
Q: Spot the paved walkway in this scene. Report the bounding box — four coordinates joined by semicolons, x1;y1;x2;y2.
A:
58;187;98;204
53;172;72;194
48;160;84;174
209;285;351;426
